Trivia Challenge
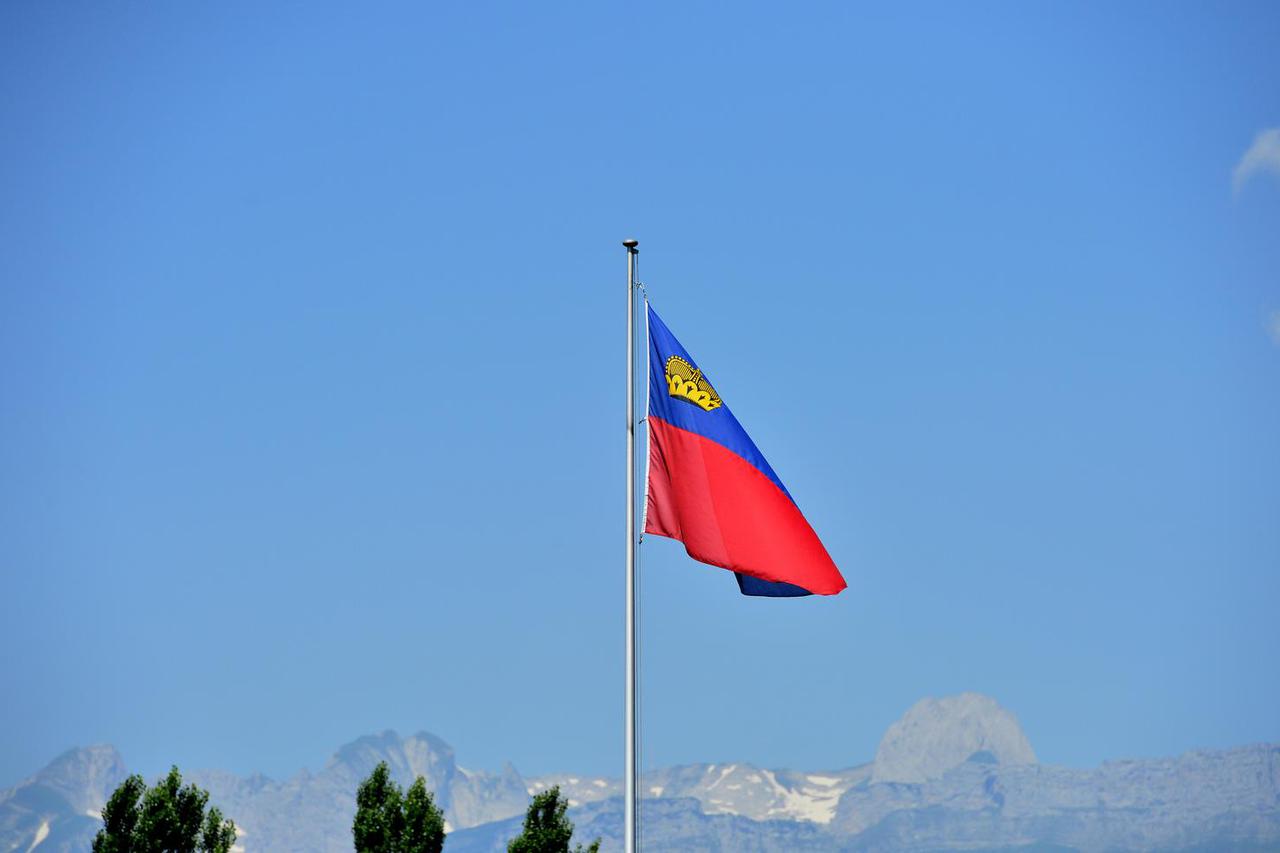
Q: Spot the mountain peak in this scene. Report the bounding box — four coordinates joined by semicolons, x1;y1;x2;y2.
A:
326;730;459;794
4;722;1276;851
871;692;1036;783
33;745;126;812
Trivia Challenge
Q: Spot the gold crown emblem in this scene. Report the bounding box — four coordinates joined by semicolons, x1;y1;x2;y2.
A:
665;356;722;412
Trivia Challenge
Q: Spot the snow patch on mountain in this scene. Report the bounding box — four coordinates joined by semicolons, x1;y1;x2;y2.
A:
27;819;49;851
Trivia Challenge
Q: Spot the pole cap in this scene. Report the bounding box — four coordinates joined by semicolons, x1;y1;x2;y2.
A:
622;238;639;252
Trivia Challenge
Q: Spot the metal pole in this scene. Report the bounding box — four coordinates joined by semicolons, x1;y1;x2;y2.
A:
622;237;639;853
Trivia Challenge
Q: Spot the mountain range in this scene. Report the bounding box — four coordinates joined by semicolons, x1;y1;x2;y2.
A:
3;693;1277;852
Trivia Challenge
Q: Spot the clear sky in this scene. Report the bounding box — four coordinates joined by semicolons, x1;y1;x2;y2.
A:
1;2;1278;789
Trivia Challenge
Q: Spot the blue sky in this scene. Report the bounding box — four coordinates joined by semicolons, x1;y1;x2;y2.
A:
1;2;1278;788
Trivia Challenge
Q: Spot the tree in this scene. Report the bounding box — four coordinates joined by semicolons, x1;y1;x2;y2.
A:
92;767;236;853
354;762;404;852
402;777;446;853
92;774;146;853
353;761;445;853
506;786;600;853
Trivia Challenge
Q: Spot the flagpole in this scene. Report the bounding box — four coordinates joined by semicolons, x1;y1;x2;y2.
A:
622;237;640;853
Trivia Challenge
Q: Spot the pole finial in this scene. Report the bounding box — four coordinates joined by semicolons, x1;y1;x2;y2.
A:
622;238;639;253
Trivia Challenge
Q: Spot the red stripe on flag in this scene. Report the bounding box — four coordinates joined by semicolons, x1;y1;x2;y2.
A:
645;417;847;596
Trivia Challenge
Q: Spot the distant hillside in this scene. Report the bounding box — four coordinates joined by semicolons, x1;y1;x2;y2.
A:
3;693;1277;852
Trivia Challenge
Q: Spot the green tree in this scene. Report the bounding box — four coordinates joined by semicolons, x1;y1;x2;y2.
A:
354;762;404;852
200;807;237;853
92;774;146;853
353;761;445;853
92;767;236;853
506;786;600;853
402;777;446;853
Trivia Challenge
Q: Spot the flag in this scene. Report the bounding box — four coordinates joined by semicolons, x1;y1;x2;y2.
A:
643;303;847;597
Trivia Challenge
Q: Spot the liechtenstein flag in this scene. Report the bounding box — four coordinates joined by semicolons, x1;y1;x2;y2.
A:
644;303;847;597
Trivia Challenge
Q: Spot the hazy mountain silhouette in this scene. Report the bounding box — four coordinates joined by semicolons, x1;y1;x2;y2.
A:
3;694;1276;852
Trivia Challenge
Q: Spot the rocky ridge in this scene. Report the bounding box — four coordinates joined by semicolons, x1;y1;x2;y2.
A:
3;693;1277;852
0;745;127;853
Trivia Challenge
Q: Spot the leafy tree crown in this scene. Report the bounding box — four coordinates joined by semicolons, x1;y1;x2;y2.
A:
353;761;445;853
507;786;600;853
402;777;446;853
92;767;236;853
